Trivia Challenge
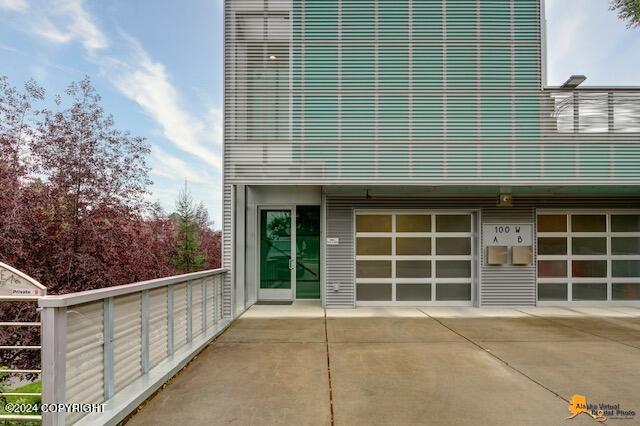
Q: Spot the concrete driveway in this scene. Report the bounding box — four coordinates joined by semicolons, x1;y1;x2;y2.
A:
128;303;640;425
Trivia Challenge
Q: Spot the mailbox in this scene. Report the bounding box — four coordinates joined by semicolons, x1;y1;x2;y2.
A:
512;245;533;266
487;246;508;265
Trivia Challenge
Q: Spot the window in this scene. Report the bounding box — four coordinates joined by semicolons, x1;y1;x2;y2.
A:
537;212;640;303
355;211;473;305
236;13;290;141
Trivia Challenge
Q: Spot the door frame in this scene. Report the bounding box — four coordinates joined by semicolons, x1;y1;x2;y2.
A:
257;205;297;301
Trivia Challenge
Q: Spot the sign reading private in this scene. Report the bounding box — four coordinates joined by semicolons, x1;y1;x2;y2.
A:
483;224;532;246
0;262;46;299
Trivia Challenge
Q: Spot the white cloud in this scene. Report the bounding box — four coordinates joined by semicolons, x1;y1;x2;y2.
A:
12;0;223;217
0;0;28;12
19;0;222;170
208;106;223;147
107;35;222;170
151;146;212;185
28;0;107;50
30;64;48;80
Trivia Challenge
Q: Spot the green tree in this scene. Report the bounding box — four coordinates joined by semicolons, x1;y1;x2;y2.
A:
172;182;205;273
610;0;640;27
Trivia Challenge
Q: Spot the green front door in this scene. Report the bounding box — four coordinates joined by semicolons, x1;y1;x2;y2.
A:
259;206;321;300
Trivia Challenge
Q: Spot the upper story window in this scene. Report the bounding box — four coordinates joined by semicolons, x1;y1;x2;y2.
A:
233;12;290;141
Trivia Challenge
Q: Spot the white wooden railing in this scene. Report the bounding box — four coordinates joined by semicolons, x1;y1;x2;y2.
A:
39;269;229;426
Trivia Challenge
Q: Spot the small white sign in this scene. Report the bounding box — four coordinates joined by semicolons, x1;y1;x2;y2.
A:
11;288;39;296
327;238;339;246
483;224;532;246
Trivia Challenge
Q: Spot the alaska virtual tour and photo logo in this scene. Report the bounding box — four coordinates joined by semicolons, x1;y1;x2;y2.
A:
567;394;636;422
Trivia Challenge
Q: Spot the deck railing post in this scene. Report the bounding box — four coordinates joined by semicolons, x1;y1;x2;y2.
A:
167;285;174;356
187;282;193;342
41;306;67;426
202;281;207;331
214;276;220;325
103;297;115;400
141;290;150;374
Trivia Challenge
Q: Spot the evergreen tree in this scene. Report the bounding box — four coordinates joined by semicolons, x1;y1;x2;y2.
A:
172;181;205;273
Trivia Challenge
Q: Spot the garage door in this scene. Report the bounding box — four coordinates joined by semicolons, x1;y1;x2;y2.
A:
355;211;474;306
537;211;640;304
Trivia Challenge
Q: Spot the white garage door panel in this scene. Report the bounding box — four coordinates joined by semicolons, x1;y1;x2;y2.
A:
537;211;640;305
355;211;475;306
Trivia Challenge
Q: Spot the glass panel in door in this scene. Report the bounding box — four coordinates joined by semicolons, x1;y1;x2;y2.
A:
260;210;292;298
296;206;321;299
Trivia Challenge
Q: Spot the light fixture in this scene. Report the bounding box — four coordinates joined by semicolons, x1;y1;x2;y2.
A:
561;75;586;89
498;194;513;207
269;54;277;60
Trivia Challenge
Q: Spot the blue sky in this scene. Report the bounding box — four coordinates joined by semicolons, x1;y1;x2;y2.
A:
0;0;638;228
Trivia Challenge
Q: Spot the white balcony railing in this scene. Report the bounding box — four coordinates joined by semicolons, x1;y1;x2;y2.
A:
39;268;229;426
548;89;640;134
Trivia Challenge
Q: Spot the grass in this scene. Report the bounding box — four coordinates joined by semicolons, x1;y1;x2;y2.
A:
1;379;42;425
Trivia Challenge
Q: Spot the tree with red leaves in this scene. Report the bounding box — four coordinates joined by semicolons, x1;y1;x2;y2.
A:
0;76;221;374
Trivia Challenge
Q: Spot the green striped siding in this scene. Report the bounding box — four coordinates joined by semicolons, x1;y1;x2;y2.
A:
225;0;640;184
342;0;375;38
342;96;375;140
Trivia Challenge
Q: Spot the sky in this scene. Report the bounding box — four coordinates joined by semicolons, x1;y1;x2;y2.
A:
0;0;638;229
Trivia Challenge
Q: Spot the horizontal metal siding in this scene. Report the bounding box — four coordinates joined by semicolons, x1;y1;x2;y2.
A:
480;207;537;306
113;293;142;393
148;287;168;370
225;0;640;185
223;184;233;318
326;199;355;307
65;301;104;425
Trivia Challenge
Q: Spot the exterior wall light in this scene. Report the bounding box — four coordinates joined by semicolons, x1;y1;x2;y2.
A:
499;194;513;207
561;75;587;88
269;55;277;60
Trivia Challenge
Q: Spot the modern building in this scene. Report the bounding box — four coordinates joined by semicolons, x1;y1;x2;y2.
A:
223;0;640;313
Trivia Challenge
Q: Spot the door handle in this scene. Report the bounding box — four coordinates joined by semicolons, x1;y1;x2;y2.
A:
289;258;294;270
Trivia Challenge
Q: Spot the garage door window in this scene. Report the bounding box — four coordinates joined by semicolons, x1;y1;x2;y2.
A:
356;212;474;305
537;212;640;303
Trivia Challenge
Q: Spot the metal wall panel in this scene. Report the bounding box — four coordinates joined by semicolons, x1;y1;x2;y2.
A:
223;184;233;319
173;283;188;351
225;0;640;185
225;0;640;309
148;287;168;369
326;198;356;307
65;301;104;425
113;293;142;393
480;207;537;306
